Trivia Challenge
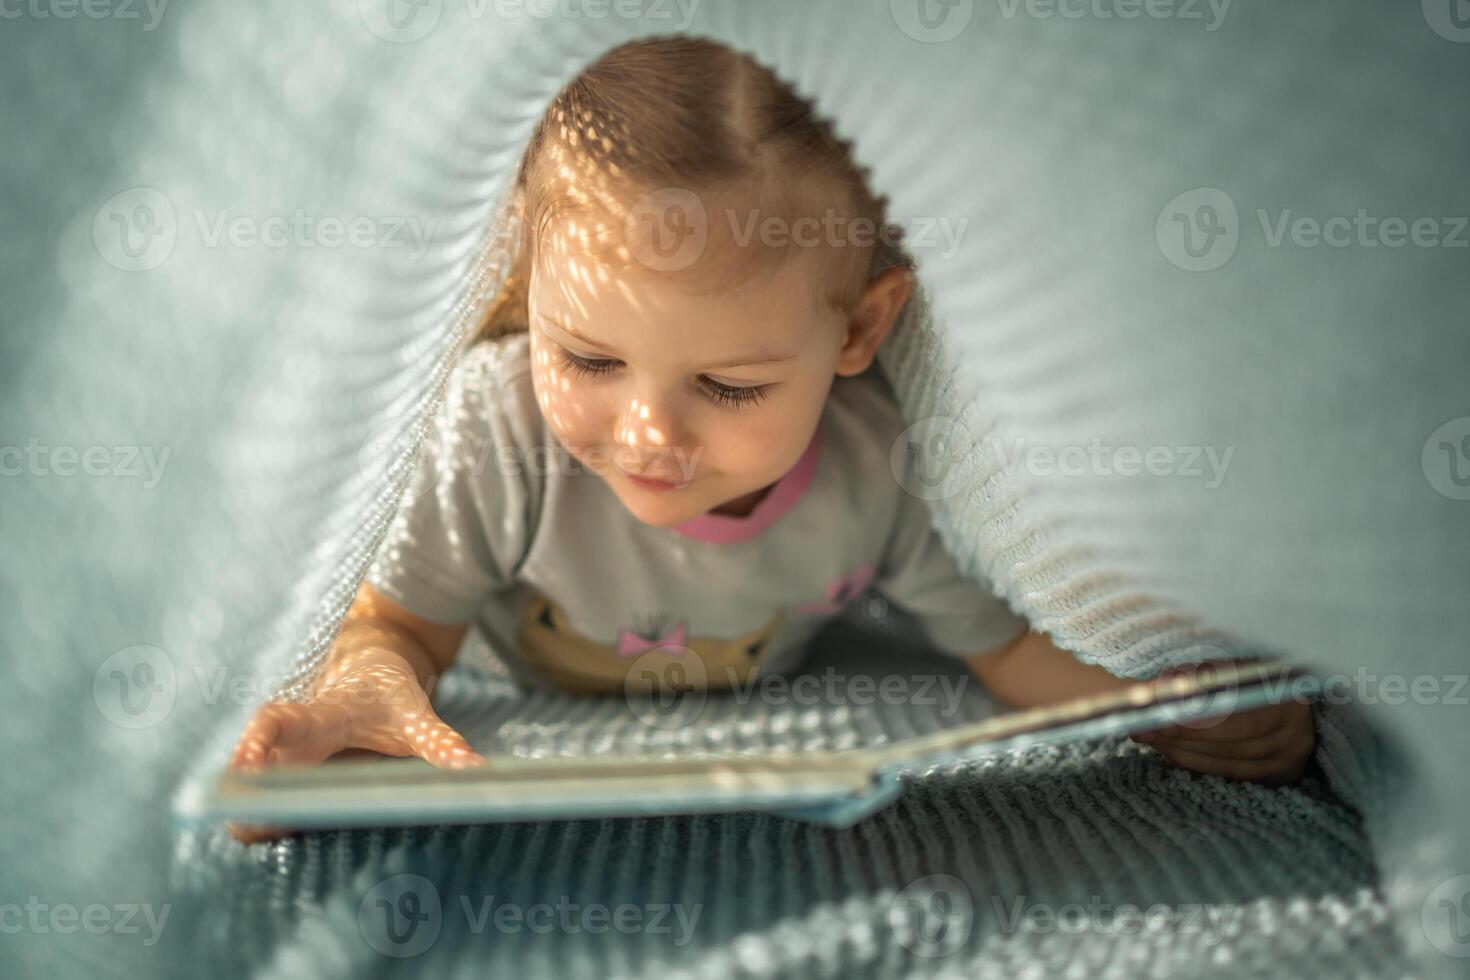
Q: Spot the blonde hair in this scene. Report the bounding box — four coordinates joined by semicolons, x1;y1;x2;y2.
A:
477;35;910;343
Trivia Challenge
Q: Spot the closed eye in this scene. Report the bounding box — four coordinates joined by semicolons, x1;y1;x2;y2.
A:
553;345;773;410
699;377;771;409
554;347;618;378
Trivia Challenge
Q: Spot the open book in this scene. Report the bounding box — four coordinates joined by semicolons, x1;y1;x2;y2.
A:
177;659;1308;831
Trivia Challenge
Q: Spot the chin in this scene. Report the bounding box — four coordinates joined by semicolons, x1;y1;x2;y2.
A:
609;483;707;528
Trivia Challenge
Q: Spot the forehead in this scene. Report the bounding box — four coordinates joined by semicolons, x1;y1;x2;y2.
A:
529;216;838;353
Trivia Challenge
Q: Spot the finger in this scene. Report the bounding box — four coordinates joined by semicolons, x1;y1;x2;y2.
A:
1159;693;1314;741
227;821;296;845
1147;740;1309;786
393;704;488;769
229;702;351;771
1139;714;1284;748
1144;723;1300;761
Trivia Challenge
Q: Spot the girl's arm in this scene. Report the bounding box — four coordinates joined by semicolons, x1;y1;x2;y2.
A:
227;585;483;843
311;583;469;700
963;631;1315;786
964;631;1137;706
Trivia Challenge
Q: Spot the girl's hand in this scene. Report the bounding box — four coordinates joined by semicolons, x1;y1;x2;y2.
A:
226;659;487;843
1131;666;1315;786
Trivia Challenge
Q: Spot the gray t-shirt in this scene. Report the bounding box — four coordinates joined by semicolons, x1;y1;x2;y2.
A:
366;332;1027;694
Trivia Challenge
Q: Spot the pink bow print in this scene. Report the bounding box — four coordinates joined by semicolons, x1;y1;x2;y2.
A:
616;621;689;657
795;561;877;615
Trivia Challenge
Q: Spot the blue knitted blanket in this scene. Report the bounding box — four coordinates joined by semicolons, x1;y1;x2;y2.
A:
1;2;1465;978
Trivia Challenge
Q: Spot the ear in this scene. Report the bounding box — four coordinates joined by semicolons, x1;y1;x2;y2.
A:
835;266;913;377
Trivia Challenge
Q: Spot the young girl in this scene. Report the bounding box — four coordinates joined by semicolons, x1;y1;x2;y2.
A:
229;37;1312;841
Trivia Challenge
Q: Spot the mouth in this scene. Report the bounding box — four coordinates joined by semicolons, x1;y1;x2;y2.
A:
618;469;692;492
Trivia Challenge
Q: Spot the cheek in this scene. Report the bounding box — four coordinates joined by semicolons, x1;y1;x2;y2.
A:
530;352;604;450
703;402;819;478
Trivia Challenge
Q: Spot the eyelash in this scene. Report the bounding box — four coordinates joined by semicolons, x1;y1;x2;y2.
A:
553;346;773;409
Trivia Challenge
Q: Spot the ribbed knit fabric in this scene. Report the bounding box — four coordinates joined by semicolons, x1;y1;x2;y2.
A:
170;613;1403;979
2;2;1465;978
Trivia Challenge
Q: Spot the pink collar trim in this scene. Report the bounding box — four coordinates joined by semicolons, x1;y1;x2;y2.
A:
671;429;822;544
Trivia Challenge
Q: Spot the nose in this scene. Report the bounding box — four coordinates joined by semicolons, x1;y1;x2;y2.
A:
614;393;684;469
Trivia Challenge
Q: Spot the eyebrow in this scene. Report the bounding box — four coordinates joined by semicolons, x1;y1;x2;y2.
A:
537;315;799;370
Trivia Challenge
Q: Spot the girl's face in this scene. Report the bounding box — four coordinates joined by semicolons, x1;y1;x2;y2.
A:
527;230;891;529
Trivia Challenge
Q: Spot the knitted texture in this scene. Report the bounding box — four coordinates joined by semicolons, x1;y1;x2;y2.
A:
168;615;1403;978
2;2;1465;978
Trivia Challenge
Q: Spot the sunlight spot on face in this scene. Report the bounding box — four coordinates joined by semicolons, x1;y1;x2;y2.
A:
559;377;569;392
638;404;649;420
569;292;592;321
645;426;666;445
